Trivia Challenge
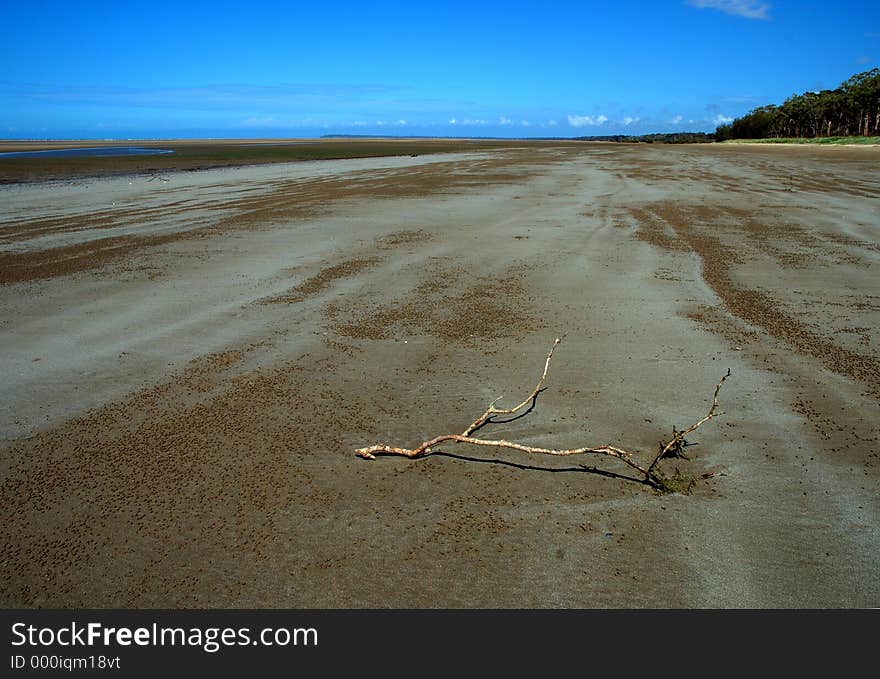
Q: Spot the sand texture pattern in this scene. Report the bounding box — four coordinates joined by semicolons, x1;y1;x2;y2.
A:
1;142;878;607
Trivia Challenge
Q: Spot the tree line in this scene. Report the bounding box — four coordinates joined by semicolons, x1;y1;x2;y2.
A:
574;132;715;144
716;68;880;140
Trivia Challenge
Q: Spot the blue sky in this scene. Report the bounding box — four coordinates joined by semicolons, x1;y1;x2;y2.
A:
2;0;878;139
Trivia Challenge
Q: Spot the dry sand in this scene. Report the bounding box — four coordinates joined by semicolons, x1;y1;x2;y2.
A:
1;142;877;608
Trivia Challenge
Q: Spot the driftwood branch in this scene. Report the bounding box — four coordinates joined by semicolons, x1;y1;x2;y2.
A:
356;338;730;491
462;337;560;436
647;368;730;475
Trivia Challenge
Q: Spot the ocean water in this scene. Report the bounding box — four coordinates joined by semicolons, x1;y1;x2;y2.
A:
0;147;175;159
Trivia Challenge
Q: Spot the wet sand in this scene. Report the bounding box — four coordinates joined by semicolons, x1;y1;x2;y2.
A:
1;142;877;607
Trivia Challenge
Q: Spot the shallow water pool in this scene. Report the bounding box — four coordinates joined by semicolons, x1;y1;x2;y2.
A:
0;146;175;159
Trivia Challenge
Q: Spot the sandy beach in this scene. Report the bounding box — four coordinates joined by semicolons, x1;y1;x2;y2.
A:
1;141;877;607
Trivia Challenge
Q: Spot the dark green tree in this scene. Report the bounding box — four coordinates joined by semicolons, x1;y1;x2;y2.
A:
716;68;879;140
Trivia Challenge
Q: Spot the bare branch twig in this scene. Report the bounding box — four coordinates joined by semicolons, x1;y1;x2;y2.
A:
462;337;560;436
355;338;730;490
646;368;730;475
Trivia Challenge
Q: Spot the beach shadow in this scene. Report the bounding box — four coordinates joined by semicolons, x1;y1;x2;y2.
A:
467;389;545;436
431;451;643;484
366;376;651;486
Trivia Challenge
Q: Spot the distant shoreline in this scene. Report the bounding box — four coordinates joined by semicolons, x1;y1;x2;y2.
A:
2;136;878;185
0;138;561;184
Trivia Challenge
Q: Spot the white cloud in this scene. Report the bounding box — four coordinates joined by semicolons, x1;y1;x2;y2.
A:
240;116;278;127
449;118;457;124
567;114;608;127
686;1;770;20
499;116;513;125
545;120;558;127
670;115;684;124
713;114;734;125
21;82;405;111
239;116;330;128
368;119;410;127
622;116;640;126
719;95;761;104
